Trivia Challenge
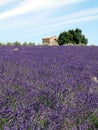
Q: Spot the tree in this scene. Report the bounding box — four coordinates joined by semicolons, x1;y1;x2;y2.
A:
13;41;21;46
6;42;13;46
0;42;3;46
57;28;88;45
28;42;35;46
23;42;28;46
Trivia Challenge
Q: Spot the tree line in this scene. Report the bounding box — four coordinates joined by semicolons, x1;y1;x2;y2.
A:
0;41;36;46
0;28;88;46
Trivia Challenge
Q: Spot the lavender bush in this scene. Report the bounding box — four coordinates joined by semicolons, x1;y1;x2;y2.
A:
0;46;98;130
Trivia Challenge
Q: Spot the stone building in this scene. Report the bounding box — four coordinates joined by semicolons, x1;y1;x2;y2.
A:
42;36;58;45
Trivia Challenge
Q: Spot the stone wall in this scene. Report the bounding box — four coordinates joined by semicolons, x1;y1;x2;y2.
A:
42;36;58;45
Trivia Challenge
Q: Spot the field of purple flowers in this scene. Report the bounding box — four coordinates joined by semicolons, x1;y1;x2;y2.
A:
0;46;98;130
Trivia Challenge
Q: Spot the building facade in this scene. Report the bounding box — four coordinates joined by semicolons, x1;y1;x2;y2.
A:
42;36;58;46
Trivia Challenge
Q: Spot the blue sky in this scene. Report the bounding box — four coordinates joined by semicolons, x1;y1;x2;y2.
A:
0;0;98;45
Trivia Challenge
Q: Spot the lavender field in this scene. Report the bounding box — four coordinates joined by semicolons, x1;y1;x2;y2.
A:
0;46;98;130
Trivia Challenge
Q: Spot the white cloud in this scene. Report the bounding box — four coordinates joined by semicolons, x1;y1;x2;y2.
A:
40;7;98;29
43;15;98;29
1;0;98;38
1;5;98;33
27;15;98;36
0;0;84;19
0;0;18;6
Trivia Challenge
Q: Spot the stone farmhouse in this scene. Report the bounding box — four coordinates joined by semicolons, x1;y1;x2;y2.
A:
42;36;58;46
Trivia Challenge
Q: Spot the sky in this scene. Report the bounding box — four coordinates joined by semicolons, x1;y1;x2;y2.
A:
0;0;98;45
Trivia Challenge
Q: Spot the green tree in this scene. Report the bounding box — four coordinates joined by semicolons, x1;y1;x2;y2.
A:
23;42;28;46
13;41;21;46
28;42;35;46
58;28;88;45
0;42;3;46
6;42;13;46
